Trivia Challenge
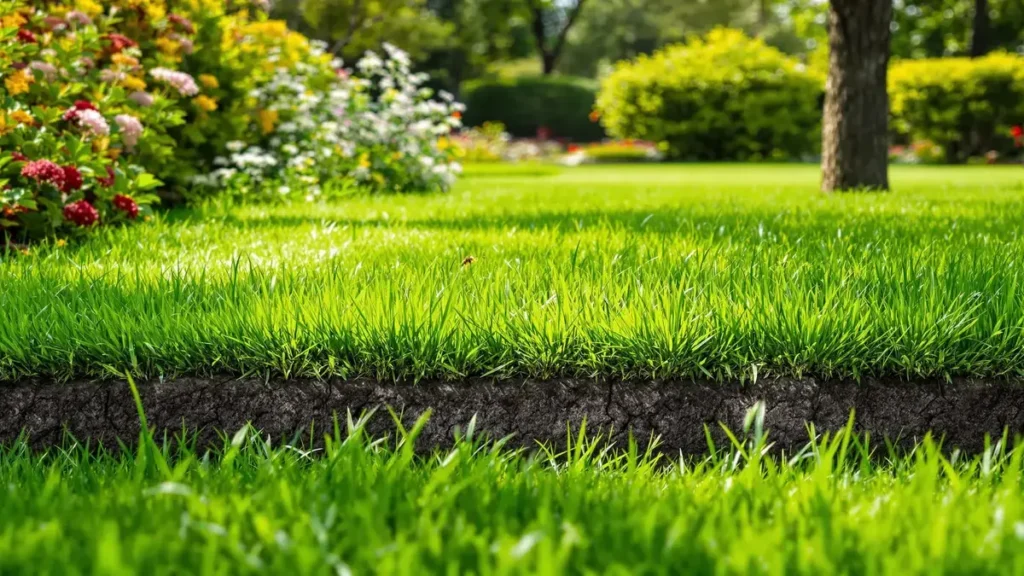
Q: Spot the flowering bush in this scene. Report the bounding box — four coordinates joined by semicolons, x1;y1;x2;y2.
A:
196;43;465;198
2;0;466;243
1;1;172;242
570;140;663;165
890;54;1024;163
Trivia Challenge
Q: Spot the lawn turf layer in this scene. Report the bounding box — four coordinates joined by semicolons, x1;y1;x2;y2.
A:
2;164;1024;382
3;414;1024;574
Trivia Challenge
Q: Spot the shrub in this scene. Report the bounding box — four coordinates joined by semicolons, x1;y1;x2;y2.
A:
594;29;823;162
194;43;465;197
1;1;181;243
889;54;1024;163
461;76;606;143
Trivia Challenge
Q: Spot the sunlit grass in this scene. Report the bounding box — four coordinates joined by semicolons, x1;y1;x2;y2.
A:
2;164;1024;382
3;402;1024;574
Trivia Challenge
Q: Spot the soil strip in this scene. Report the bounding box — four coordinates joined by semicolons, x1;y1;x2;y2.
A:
2;377;1023;453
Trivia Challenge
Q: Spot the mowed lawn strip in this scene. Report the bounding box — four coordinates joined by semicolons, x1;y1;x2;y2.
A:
2;164;1024;382
3;414;1024;574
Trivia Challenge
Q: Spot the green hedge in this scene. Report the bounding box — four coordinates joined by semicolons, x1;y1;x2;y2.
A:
461;76;606;142
594;29;823;162
890;53;1024;162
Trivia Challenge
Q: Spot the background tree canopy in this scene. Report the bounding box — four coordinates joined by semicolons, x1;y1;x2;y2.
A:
270;0;1024;93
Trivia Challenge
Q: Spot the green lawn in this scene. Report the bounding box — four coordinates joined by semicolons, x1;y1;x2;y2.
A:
3;411;1024;574
3;164;1024;382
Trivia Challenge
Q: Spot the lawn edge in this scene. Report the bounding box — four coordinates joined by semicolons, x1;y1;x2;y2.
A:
3;377;1023;453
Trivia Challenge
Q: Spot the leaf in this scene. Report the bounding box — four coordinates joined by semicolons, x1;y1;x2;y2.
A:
134;174;164;191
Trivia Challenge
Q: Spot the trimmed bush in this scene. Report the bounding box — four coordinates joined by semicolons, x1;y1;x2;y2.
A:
594;29;823;162
461;76;606;142
890;54;1024;163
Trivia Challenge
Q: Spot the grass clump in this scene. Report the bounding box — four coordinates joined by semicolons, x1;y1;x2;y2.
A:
2;164;1024;382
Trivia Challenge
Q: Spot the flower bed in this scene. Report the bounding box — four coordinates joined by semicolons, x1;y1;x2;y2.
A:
2;1;465;243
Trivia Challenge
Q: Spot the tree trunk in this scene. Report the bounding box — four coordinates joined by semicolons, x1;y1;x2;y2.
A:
541;53;556;75
821;0;893;192
970;0;990;57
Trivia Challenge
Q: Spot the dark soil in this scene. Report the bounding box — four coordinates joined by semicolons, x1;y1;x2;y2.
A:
2;377;1024;454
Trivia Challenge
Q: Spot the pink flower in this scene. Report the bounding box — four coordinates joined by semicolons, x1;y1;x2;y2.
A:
62;100;98;122
115;114;143;150
61;165;83;193
149;67;199;97
76;109;110;138
63;200;99;227
105;34;137;54
128;91;154;107
21;160;65;189
99;69;126;83
29;61;57;82
66;11;93;26
168;14;195;34
112;194;139;219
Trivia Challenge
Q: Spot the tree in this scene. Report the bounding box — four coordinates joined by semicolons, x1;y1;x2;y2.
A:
821;0;893;192
290;0;452;60
971;0;991;56
526;0;588;75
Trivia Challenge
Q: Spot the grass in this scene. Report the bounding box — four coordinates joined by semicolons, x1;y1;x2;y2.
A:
4;403;1024;574
2;164;1024;382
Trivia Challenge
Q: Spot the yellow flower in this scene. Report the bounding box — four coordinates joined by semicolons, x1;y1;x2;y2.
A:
358;153;371;169
111;53;140;68
155;37;180;56
1;13;27;28
145;3;166;21
193;95;218;112
257;109;278;135
4;70;32;96
9;109;33;125
55;239;67;248
198;74;219;89
437;137;450;151
121;76;147;91
74;0;103;18
0;114;10;136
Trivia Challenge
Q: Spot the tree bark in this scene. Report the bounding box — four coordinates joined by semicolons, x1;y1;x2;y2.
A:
970;0;991;57
821;0;893;192
528;0;587;75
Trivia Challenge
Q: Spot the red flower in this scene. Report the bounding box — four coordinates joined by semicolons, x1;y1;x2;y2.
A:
10;151;28;162
1011;125;1024;138
62;100;98;122
16;29;36;44
168;14;195;34
61;165;83;193
63;200;99;227
97;165;116;188
567;144;581;153
112;194;138;219
105;33;138;53
21;160;66;189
